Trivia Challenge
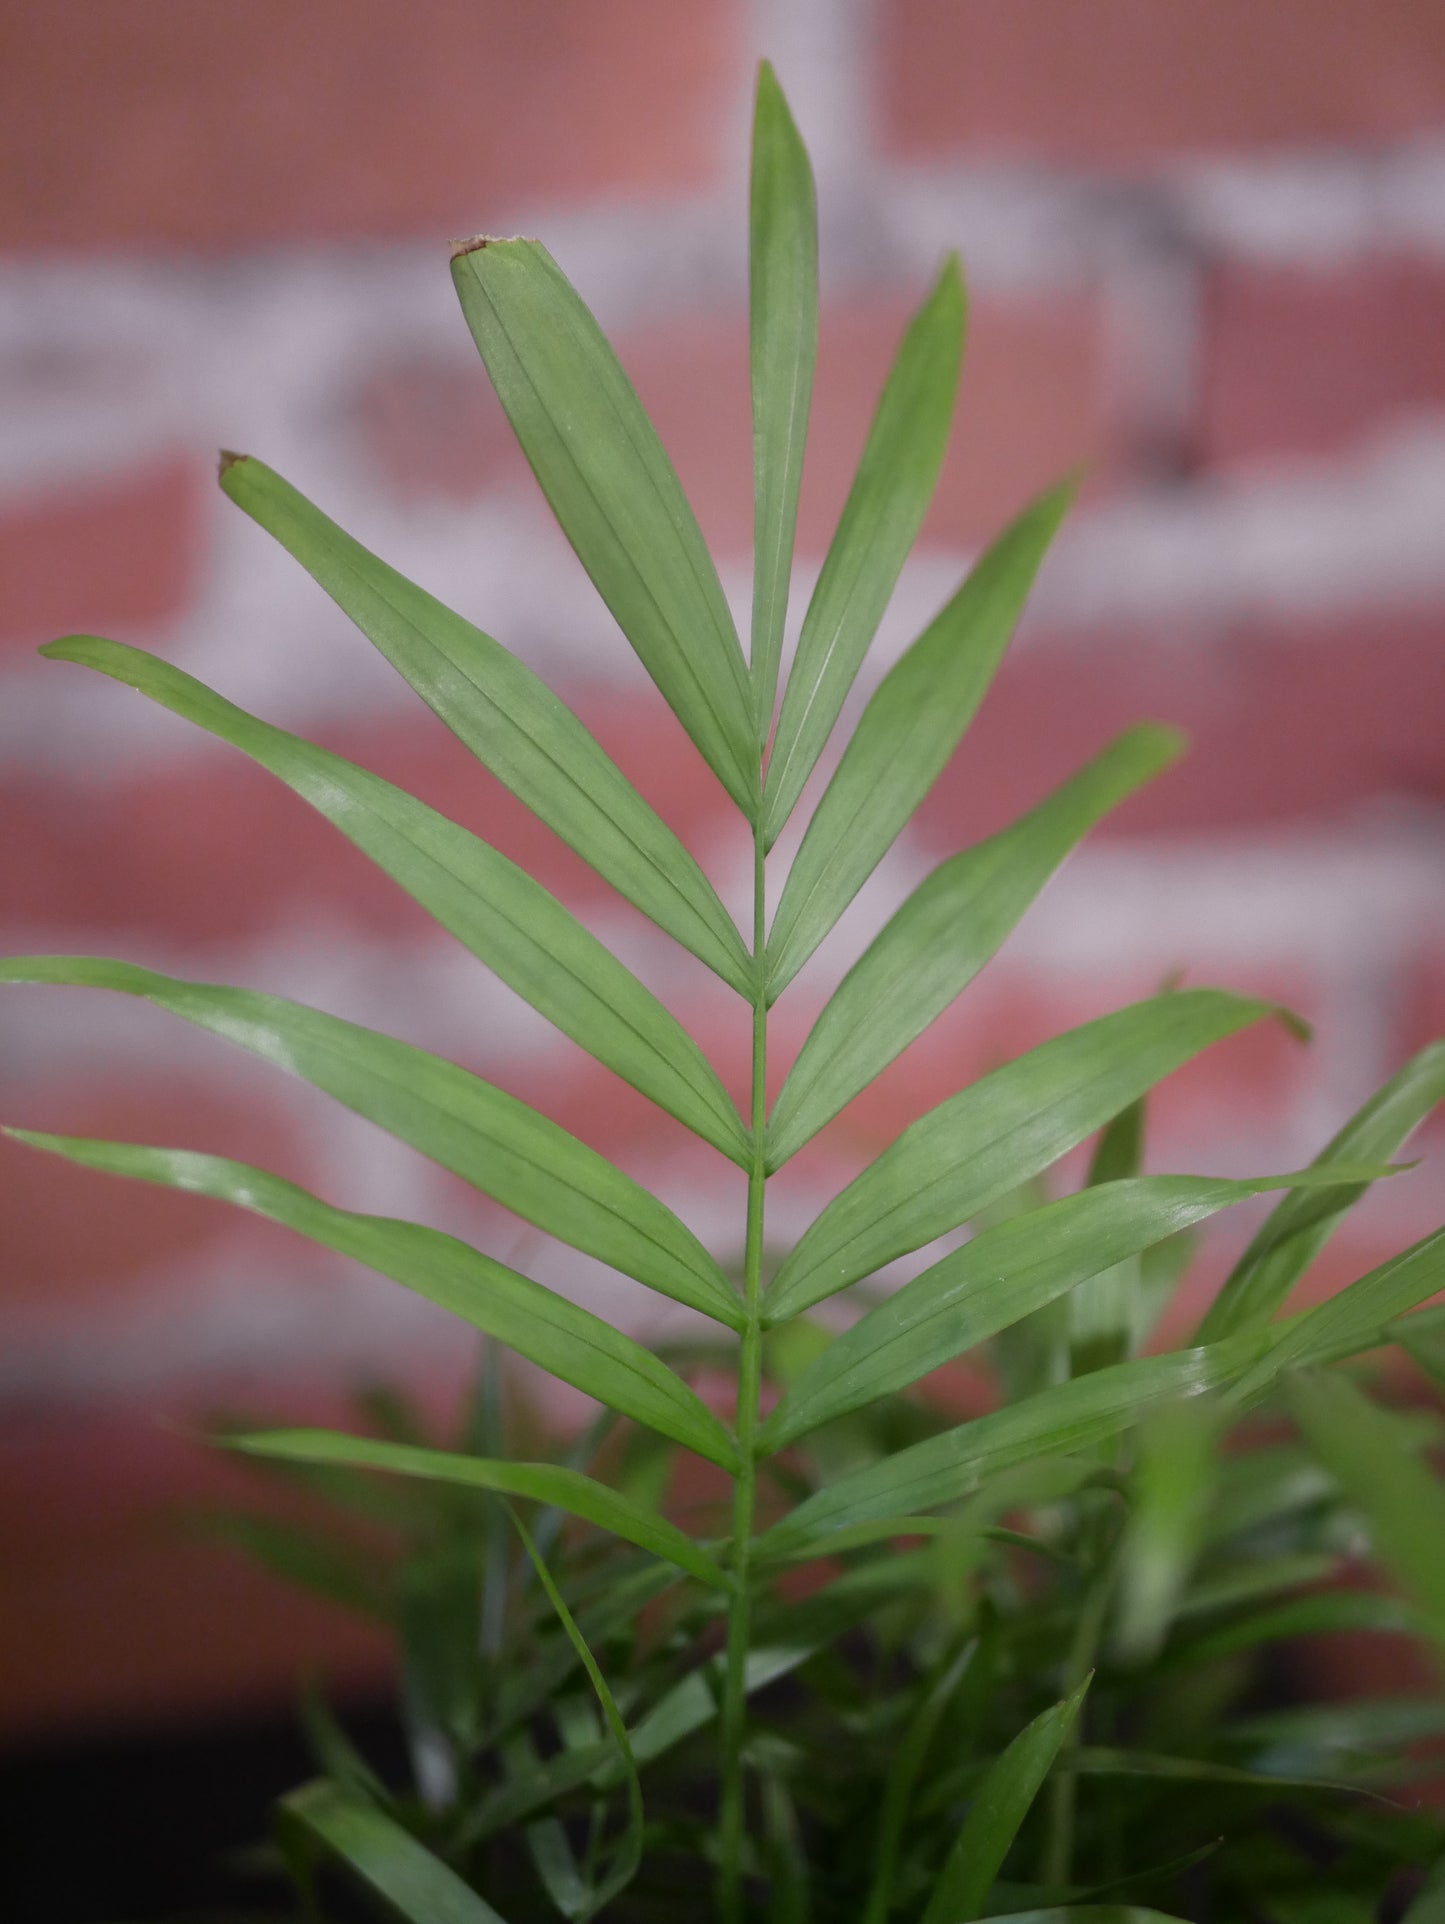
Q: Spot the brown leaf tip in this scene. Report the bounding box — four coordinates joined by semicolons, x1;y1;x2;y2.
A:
218;449;248;477
449;233;529;260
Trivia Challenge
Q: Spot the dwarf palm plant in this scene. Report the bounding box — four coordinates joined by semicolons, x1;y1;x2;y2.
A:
6;62;1445;1924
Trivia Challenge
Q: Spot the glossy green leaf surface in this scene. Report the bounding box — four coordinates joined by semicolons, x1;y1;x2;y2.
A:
0;956;741;1328
282;1778;510;1923
39;637;748;1165
234;1428;729;1590
1198;1038;1445;1343
921;1678;1090;1924
1286;1371;1445;1653
1243;1225;1445;1389
748;60;817;734
767;725;1184;1157
450;237;756;809
221;454;749;989
767;990;1282;1319
756;1337;1266;1561
763;257;965;842
766;483;1074;994
5;1128;739;1470
763;1172;1351;1450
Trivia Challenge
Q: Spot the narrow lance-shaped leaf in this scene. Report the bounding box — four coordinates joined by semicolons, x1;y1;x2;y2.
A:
281;1779;512;1924
762;1169;1387;1450
755;1336;1268;1564
768;725;1183;1157
450;237;756;810
1198;1037;1445;1343
1113;1393;1220;1664
509;1509;644;1919
1236;1224;1445;1395
767;482;1073;992
749;59;818;735
5;1128;740;1471
0;956;740;1329
921;1678;1091;1924
40;638;749;1166
221;454;749;991
233;1428;729;1591
763;256;966;843
768;989;1289;1321
968;1912;1192;1924
1285;1372;1445;1658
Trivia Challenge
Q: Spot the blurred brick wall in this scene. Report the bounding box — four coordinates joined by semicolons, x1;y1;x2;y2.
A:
2;0;1444;1736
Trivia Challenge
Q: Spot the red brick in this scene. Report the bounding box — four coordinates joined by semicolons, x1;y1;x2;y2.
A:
1200;258;1445;469
0;1397;401;1738
621;290;1112;563
0;2;739;253
912;611;1445;849
1;1074;317;1305
1398;952;1445;1088
0;690;738;945
349;354;521;505
0;455;208;648
879;0;1445;164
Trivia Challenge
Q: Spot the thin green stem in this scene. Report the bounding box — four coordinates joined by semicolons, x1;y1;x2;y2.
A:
1043;1501;1120;1890
719;819;770;1924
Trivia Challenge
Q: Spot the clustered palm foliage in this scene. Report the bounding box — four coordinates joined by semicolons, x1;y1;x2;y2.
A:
6;63;1445;1924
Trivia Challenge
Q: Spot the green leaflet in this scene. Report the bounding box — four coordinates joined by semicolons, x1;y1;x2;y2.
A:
1113;1393;1220;1664
767;989;1283;1320
220;455;749;991
1239;1225;1445;1392
5;1128;739;1472
450;238;756;811
0;956;740;1329
921;1679;1090;1924
761;1171;1369;1451
749;60;818;736
231;1429;730;1591
508;1510;644;1920
281;1779;511;1924
40;636;749;1166
762;256;966;844
863;1641;979;1924
754;1338;1267;1562
766;482;1075;995
767;725;1184;1155
1285;1371;1445;1654
969;1913;1191;1923
1198;1038;1445;1343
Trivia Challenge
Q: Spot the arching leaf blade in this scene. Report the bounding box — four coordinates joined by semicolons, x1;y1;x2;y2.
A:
1198;1038;1445;1343
282;1779;511;1924
1284;1372;1445;1655
220;455;749;991
755;1338;1267;1563
767;989;1285;1323
767;482;1073;992
234;1428;728;1593
763;256;966;844
1240;1225;1445;1391
450;238;756;811
40;637;749;1167
749;59;818;736
0;955;740;1329
768;725;1183;1156
762;1170;1383;1451
921;1678;1091;1924
5;1128;740;1471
